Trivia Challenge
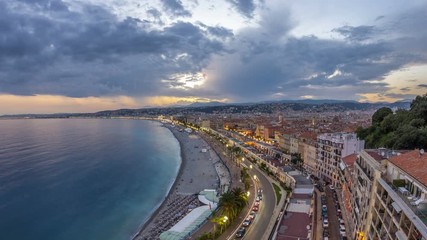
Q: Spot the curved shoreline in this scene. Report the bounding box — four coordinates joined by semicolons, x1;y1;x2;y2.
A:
133;123;219;239
132;123;185;239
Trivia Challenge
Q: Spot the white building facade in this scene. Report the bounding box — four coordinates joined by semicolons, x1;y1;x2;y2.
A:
316;132;364;187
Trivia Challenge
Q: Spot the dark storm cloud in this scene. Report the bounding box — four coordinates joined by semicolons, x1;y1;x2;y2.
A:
333;25;377;41
203;4;427;102
388;6;427;59
418;84;427;88
146;8;164;25
226;0;256;18
0;0;225;97
209;34;400;101
160;0;191;17
206;26;234;39
400;87;411;92
197;22;234;39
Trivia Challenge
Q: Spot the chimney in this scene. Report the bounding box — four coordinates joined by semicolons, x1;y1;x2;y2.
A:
420;149;425;157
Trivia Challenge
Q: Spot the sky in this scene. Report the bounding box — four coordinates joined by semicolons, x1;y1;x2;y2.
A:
1;0;427;114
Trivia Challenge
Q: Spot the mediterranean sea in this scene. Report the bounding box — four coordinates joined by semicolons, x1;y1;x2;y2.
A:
0;119;181;240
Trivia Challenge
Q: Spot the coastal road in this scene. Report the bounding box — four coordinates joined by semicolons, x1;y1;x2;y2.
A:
235;164;275;240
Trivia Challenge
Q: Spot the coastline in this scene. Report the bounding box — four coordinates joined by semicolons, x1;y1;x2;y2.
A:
132;123;187;238
133;123;220;239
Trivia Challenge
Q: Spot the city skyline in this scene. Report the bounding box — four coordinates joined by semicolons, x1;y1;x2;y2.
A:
1;0;427;114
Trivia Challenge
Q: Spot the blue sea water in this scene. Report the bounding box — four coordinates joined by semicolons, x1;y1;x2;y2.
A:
0;119;181;240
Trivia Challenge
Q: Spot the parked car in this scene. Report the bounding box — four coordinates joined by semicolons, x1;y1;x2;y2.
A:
323;219;329;228
252;206;259;212
249;211;256;220
322;205;327;212
256;196;261;202
323;229;329;237
242;217;252;227
236;227;246;238
322;212;328;219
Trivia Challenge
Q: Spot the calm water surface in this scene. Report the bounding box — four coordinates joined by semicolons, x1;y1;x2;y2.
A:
0;119;180;240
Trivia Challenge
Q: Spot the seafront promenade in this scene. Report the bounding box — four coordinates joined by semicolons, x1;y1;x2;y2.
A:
134;124;232;239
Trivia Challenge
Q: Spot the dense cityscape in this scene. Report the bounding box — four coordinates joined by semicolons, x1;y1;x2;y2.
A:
144;94;426;240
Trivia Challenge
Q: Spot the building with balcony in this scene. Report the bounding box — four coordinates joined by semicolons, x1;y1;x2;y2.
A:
351;149;388;239
316;132;364;187
348;149;427;240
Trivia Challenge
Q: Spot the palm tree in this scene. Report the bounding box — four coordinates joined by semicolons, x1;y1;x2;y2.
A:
211;215;223;233
218;191;238;219
231;187;248;210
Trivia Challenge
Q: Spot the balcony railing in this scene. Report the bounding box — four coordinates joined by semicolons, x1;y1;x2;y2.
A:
355;160;374;181
381;179;427;230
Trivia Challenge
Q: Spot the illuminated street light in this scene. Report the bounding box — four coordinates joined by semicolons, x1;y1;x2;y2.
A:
250;164;253;169
247;191;250;197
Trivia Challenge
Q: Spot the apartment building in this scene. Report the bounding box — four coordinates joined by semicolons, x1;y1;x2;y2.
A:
344;149;427;240
368;150;427;240
302;140;317;175
340;153;358;237
351;149;388;239
316;132;364;187
290;136;299;154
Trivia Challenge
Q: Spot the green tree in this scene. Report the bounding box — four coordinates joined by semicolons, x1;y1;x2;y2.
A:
372;107;393;125
357;93;427;149
218;191;239;219
231;187;248;209
410;94;427;121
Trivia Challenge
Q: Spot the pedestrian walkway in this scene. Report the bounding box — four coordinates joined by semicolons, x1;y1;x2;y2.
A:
189;132;245;239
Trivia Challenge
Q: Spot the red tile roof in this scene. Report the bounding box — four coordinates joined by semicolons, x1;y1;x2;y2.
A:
365;150;384;161
342;153;357;167
388;150;427;187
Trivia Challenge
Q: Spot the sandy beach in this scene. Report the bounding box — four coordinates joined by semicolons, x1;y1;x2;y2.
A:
133;124;230;240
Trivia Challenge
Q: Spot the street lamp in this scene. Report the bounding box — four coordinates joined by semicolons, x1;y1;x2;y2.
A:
247;191;250;197
249;164;253;169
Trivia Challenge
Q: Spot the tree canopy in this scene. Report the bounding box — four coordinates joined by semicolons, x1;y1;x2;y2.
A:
356;93;427;149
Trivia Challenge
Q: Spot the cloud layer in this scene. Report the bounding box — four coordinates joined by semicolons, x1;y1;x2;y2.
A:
0;0;426;110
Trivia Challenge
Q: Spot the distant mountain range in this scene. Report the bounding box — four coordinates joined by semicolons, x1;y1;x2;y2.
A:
186;101;228;107
0;99;413;118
